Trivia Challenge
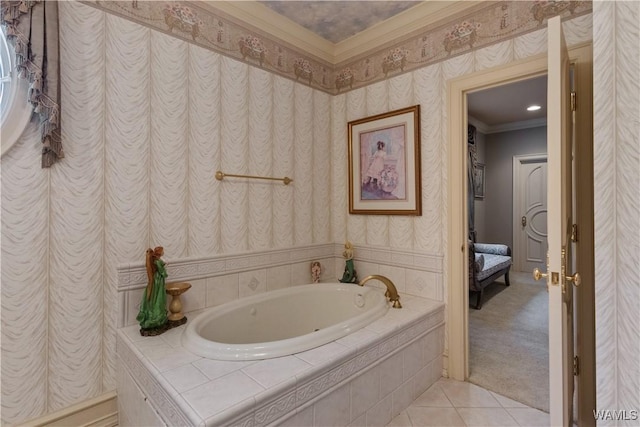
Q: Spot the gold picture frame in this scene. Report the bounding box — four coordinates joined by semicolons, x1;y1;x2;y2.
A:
348;105;421;215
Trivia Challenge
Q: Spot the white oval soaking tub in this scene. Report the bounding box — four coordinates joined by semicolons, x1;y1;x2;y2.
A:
182;282;388;360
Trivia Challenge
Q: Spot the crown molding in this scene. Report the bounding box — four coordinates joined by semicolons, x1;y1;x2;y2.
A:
197;1;335;64
468;115;547;134
334;1;483;64
199;0;483;66
483;117;548;134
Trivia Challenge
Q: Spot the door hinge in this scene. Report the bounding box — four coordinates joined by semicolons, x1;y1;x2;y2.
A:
570;91;577;112
571;224;578;242
573;355;580;376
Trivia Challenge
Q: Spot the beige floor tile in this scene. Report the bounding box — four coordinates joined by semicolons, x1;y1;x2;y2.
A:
406;407;466;427
387;410;413;427
438;379;502;408
412;383;453;407
390;379;549;427
456;407;519;426
506;407;550;427
490;392;530;408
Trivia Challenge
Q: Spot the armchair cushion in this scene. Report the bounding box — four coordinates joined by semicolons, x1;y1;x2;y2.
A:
476;253;511;281
474;243;510;256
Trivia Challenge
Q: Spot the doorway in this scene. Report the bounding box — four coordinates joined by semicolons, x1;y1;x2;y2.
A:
447;44;595;425
465;77;550;411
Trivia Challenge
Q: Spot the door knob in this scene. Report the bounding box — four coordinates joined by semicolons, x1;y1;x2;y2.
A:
521;216;527;227
566;272;581;286
533;268;547;281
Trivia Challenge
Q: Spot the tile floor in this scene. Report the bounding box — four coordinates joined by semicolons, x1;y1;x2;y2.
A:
387;378;549;427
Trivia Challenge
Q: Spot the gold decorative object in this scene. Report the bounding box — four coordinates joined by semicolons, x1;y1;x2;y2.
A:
215;170;292;185
165;282;191;326
358;275;402;308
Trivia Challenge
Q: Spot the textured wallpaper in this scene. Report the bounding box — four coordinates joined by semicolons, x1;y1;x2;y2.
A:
593;1;640;425
1;2;332;423
0;2;598;425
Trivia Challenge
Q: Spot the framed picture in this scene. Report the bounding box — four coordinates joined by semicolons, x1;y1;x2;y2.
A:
348;105;421;215
473;163;485;199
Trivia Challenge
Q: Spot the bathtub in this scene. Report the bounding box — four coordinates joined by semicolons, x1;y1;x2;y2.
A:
182;282;388;360
118;292;445;426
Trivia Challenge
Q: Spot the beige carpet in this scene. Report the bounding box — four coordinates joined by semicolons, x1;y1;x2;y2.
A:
468;271;549;413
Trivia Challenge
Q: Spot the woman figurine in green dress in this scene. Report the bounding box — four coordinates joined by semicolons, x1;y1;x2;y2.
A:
137;246;168;332
339;241;358;283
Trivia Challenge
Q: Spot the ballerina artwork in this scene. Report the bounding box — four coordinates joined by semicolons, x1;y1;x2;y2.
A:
359;125;406;201
362;141;387;191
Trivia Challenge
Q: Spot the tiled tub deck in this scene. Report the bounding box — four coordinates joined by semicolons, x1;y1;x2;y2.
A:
117;295;445;426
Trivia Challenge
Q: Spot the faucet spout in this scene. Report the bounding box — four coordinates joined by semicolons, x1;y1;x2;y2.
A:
358;275;402;308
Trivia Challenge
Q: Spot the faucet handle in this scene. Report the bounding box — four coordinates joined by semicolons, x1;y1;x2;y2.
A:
386;290;402;308
391;298;402;309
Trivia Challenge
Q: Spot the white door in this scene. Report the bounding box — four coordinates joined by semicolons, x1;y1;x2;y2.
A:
514;155;548;272
542;16;578;426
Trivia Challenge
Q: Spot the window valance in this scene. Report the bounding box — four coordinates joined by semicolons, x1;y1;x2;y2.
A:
1;1;62;167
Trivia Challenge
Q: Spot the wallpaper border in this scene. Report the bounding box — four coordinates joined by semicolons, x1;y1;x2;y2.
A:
84;1;592;95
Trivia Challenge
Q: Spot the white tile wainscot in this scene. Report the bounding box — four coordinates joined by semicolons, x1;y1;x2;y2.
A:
117;295;444;426
117;244;444;329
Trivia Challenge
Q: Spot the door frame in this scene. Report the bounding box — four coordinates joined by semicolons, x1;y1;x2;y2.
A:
446;43;594;423
512;153;548;273
447;52;548;381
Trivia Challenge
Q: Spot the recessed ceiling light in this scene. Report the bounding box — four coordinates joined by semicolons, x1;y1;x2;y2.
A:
527;105;542;111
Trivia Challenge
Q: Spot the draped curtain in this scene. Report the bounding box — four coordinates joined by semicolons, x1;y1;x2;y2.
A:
1;0;62;167
467;124;477;242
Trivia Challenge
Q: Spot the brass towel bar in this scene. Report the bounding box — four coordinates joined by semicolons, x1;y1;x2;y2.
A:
215;170;293;185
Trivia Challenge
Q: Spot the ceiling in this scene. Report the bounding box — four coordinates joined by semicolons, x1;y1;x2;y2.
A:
468;75;548;129
259;1;422;43
210;1;548;127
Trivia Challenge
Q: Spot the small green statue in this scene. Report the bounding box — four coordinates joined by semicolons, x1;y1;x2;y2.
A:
339;241;358;283
137;246;168;334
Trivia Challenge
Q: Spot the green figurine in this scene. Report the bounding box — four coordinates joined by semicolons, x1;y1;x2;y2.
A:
137;246;168;334
339;241;358;283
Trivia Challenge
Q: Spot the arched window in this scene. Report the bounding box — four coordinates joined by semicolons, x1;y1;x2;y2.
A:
0;28;32;157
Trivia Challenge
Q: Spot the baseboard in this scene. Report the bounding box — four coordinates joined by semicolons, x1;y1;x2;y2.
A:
17;392;117;427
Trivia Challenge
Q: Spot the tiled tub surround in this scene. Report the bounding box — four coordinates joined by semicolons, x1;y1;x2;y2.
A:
117;295;444;426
